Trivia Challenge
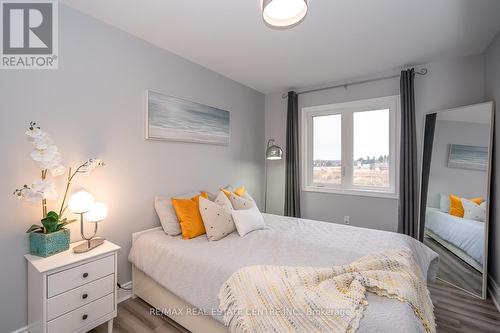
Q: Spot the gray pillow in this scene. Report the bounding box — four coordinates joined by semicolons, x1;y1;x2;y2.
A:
154;192;199;235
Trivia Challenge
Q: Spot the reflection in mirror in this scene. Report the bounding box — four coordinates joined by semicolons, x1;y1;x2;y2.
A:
419;102;494;299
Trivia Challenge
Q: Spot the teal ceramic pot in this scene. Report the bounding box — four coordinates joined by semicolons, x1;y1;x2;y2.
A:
29;229;70;257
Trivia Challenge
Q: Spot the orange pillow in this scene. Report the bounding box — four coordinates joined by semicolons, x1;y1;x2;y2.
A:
221;186;246;198
449;195;483;218
172;193;208;239
234;186;246;197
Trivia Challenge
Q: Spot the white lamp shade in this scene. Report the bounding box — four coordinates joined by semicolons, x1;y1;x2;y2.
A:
86;202;108;222
68;190;95;214
262;0;308;28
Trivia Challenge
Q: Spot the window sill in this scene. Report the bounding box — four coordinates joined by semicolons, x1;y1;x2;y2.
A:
302;186;399;200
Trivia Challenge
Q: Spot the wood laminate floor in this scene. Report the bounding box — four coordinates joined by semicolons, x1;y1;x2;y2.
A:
91;280;500;333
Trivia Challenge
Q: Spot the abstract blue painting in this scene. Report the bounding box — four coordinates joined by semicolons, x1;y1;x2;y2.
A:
447;144;488;171
146;90;230;145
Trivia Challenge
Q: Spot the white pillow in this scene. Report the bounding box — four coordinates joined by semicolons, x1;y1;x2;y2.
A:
231;206;266;236
199;195;235;241
241;190;256;203
462;198;486;222
214;190;233;209
154;192;199;235
228;192;255;210
439;193;450;213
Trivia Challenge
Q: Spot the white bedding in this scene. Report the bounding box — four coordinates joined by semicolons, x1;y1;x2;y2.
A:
129;213;438;333
425;208;484;265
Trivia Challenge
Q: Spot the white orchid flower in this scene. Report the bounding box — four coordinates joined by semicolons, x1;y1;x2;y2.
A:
31;179;59;200
42;151;62;168
13;185;40;202
31;132;53;150
24;189;44;203
25;127;43;139
31;145;58;163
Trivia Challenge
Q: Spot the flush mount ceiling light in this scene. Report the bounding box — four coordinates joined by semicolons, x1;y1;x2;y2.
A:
262;0;308;29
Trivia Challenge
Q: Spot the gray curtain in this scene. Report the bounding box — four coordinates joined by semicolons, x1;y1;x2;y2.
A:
285;91;301;217
398;69;418;238
418;113;437;241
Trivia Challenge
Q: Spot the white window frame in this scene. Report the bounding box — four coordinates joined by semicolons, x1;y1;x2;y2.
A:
301;95;400;199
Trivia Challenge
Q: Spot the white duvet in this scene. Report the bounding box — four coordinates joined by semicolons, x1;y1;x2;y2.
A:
129;213;438;333
425;208;484;265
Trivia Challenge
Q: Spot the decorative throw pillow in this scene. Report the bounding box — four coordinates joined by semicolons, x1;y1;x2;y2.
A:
449;194;482;218
221;185;257;210
171;193;208;239
228;193;255;210
241;190;256;204
234;185;246;197
462;198;487;222
439;193;450;213
221;185;245;197
214;190;233;209
231;206;266;236
200;190;218;201
155;192;200;235
199;195;235;241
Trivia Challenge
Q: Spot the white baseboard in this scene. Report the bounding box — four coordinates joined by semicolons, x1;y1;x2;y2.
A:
117;280;133;304
10;326;28;333
10;281;133;333
488;275;500;313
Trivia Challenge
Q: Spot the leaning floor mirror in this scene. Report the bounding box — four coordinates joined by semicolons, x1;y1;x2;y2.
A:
419;102;494;299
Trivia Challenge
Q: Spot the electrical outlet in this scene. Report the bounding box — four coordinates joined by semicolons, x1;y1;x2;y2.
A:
344;216;350;225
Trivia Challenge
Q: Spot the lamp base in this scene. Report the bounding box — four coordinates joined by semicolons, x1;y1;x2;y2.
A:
73;238;105;253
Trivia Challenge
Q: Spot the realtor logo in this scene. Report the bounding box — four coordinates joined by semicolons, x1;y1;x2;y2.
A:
1;0;58;69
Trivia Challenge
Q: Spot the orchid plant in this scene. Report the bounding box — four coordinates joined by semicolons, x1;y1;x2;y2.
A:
13;122;105;234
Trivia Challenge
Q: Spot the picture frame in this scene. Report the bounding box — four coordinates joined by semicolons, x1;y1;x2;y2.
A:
447;144;488;171
145;90;230;145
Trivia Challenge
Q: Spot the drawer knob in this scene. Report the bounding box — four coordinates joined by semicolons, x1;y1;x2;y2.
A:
82;314;88;320
82;272;89;278
82;293;88;299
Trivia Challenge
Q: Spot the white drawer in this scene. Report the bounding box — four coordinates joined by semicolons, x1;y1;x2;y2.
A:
47;274;114;320
47;293;114;333
47;255;114;297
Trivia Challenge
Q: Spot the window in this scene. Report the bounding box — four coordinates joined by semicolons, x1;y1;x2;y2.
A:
302;95;399;198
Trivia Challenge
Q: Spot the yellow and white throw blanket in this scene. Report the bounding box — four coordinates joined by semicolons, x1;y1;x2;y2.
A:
218;249;435;333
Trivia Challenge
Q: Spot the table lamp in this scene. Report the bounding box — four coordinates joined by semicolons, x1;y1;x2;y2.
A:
68;190;108;253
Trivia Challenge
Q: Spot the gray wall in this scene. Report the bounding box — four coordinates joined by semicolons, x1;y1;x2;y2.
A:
0;6;265;332
427;120;490;208
485;31;500;291
265;54;485;232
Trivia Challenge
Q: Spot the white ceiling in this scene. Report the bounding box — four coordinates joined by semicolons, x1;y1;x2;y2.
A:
62;0;500;94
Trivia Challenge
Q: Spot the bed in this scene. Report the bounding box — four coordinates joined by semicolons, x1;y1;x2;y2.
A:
424;207;484;272
129;213;439;333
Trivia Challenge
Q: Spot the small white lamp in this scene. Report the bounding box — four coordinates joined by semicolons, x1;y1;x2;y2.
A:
86;202;108;223
69;190;107;253
68;190;95;214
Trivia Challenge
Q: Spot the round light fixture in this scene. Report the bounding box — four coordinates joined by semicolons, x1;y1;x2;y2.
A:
262;0;308;29
266;139;283;160
86;202;108;223
68;190;95;214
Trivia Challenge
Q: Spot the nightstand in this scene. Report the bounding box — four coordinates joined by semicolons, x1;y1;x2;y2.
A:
25;240;120;333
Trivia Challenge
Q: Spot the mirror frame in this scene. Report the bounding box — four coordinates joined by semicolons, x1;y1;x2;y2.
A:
418;101;495;300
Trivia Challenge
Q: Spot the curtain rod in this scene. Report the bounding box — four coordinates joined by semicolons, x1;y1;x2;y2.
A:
281;68;428;99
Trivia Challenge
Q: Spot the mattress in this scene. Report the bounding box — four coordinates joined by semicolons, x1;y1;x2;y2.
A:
425;208;484;265
129;213;438;333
